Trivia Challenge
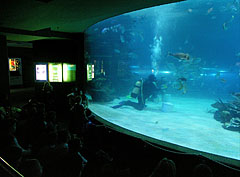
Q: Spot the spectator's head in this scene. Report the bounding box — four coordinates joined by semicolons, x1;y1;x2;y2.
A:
68;95;75;106
42;81;53;93
58;129;71;144
20;159;43;177
149;157;176;177
100;163;116;177
75;95;82;105
193;163;213;177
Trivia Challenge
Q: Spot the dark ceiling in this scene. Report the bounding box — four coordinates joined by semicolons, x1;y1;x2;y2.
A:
0;0;183;44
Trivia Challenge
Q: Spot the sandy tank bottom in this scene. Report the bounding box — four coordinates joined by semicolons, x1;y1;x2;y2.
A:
89;96;240;161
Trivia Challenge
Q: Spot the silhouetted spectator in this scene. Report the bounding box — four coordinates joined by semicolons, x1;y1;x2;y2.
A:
37;131;58;177
19;158;43;177
55;129;71;154
0;119;31;157
41;82;55;111
149;157;176;177
192;163;213;177
51;137;87;177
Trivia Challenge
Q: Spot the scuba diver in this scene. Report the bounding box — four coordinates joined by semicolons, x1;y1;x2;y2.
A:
112;74;159;110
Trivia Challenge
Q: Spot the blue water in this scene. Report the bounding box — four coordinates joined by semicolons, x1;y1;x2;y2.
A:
85;0;240;99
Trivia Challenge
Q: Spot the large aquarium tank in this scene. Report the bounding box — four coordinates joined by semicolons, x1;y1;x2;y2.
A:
85;0;240;165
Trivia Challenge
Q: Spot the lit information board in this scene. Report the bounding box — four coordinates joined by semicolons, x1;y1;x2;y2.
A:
87;64;94;81
9;58;21;72
63;63;76;82
36;64;47;81
9;58;23;85
48;63;62;82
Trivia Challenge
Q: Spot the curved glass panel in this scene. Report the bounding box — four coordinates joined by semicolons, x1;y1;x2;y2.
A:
85;0;240;163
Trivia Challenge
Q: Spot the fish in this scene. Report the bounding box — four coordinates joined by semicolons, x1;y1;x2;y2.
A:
220;78;226;83
178;83;187;94
188;8;193;13
231;92;240;100
223;15;235;30
177;77;187;94
235;62;240;67
120;35;125;43
114;49;120;53
215;72;226;83
223;22;228;30
211;16;217;20
161;84;168;89
215;72;221;78
207;7;214;14
178;77;187;82
101;27;109;34
168;52;190;61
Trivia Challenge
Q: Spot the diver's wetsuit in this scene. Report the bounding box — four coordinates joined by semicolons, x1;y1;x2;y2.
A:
112;77;158;110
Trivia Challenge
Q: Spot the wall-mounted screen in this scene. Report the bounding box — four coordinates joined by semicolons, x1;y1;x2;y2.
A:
48;63;62;82
36;64;47;81
87;64;94;81
63;63;76;82
9;58;23;85
9;58;21;72
9;58;17;71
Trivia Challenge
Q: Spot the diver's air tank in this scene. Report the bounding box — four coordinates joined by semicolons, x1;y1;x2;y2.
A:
131;79;143;98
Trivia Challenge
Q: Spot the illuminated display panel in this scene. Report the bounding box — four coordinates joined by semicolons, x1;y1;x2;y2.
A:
36;64;47;81
9;58;21;72
92;65;95;79
9;59;16;71
48;63;62;82
8;58;23;85
87;64;94;81
63;63;76;82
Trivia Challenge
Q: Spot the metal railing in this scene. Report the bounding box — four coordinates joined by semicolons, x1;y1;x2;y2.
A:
0;157;23;177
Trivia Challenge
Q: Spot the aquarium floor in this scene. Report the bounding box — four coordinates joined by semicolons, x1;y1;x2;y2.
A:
89;96;240;162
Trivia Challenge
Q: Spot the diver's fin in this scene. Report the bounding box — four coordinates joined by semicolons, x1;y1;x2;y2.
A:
111;105;123;109
111;101;127;109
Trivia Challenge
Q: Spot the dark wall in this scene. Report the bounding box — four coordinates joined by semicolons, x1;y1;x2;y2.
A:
0;35;9;100
8;46;34;87
33;39;78;63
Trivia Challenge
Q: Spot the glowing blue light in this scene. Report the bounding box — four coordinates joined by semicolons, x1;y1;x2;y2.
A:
159;71;171;74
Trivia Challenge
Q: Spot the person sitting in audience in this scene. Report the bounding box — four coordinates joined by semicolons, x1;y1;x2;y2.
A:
148;157;176;177
19;158;43;177
0;118;31;156
192;163;213;177
55;129;71;154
